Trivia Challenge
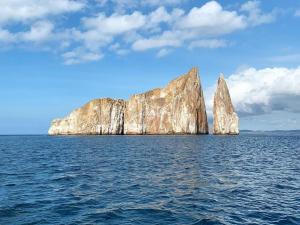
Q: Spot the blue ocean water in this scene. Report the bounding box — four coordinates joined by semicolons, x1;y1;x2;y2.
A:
0;133;299;225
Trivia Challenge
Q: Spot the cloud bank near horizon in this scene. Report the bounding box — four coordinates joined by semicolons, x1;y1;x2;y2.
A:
205;66;300;119
0;0;277;64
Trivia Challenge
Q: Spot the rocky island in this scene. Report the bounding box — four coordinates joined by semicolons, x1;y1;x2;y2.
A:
49;68;239;135
48;98;126;135
213;74;239;135
124;68;208;134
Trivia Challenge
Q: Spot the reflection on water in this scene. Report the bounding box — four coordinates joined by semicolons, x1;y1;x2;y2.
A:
0;134;299;224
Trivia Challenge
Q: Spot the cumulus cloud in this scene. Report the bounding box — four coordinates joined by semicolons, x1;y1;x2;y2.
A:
20;21;54;42
0;29;15;42
176;1;246;33
0;21;54;43
62;48;103;65
132;31;182;51
0;1;278;64
146;7;184;29
240;0;276;26
0;0;84;50
0;0;84;24
64;11;147;62
131;0;276;53
82;12;146;35
205;67;300;118
132;1;246;51
109;43;129;55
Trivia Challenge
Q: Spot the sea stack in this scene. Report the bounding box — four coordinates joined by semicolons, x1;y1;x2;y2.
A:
213;74;239;135
124;67;208;134
48;68;209;135
48;98;125;135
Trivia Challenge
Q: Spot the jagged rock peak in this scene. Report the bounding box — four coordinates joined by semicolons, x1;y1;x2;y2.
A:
48;68;209;135
213;74;239;135
124;67;209;134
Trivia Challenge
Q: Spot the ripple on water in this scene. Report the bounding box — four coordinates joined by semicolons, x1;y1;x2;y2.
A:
0;134;299;225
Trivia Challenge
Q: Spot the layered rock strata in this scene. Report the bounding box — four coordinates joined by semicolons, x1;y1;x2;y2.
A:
48;68;209;135
213;74;239;135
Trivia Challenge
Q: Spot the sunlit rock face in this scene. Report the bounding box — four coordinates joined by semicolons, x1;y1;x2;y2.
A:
48;98;125;135
213;74;239;135
124;68;209;134
49;68;209;135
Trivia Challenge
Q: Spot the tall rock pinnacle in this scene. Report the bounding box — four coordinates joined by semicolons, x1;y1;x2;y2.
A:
124;67;209;134
213;74;239;135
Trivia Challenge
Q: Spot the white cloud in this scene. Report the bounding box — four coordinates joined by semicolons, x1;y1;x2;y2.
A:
70;28;113;51
156;48;172;58
176;1;246;34
131;1;247;51
131;0;275;53
0;21;54;43
132;31;182;51
146;7;181;28
148;6;171;24
0;29;15;42
71;7;183;60
109;43;129;55
0;0;84;24
0;0;83;49
0;0;278;64
240;0;276;26
61;11;147;63
189;39;227;49
82;12;146;35
62;48;103;65
205;66;300;118
21;21;54;42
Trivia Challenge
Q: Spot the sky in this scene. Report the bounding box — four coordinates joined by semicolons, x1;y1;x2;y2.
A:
0;0;300;134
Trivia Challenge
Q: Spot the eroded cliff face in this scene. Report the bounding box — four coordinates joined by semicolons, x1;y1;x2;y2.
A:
124;68;208;134
48;98;125;135
213;75;239;135
48;68;209;135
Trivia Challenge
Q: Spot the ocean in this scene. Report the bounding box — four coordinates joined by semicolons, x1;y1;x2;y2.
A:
0;133;299;225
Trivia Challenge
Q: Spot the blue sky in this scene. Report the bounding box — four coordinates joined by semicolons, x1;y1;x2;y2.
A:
0;0;300;134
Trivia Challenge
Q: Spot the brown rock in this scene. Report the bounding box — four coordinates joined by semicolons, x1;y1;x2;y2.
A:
48;98;125;135
124;68;209;134
48;68;209;135
213;74;239;135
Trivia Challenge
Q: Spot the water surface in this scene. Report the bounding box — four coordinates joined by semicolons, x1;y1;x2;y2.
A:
0;133;299;224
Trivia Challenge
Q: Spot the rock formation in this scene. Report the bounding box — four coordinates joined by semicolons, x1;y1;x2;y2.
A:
124;68;208;134
213;74;239;135
48;68;209;135
48;98;125;135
